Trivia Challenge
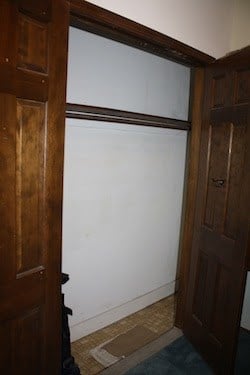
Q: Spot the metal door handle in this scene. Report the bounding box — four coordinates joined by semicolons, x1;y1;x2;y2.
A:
212;178;225;187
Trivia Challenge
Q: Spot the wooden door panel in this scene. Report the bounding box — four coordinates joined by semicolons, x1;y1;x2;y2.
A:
18;14;48;73
14;307;45;374
0;93;16;283
234;68;250;104
224;123;247;238
0;320;12;365
0;1;68;374
204;123;231;230
184;51;250;373
0;306;45;374
204;121;247;239
16;100;46;275
211;74;227;108
210;263;231;340
211;71;232;109
192;251;208;322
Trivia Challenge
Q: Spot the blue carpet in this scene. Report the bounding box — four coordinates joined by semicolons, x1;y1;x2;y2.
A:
235;329;250;374
125;330;250;375
125;335;212;375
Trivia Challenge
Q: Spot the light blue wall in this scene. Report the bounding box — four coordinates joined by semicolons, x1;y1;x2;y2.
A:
241;272;250;330
67;27;190;121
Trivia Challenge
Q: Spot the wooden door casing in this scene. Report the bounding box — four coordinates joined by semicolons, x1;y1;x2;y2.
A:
183;50;250;373
0;1;69;374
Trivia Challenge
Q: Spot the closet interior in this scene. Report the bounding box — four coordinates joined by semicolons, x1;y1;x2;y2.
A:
62;26;191;344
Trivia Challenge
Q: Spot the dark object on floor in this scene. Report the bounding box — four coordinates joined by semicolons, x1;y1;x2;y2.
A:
125;329;250;374
62;273;81;375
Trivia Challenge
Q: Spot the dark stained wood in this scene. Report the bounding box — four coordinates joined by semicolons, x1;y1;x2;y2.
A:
16;100;46;275
18;14;48;73
0;1;69;374
43;1;69;371
183;50;250;373
18;0;51;22
175;68;205;327
247;238;250;270
66;103;191;130
69;0;215;67
214;46;250;68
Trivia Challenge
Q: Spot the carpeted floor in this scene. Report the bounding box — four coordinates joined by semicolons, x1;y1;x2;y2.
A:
124;335;212;375
235;329;250;374
72;296;175;374
124;329;250;375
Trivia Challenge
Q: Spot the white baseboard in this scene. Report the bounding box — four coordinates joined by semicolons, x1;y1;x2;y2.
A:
70;280;176;342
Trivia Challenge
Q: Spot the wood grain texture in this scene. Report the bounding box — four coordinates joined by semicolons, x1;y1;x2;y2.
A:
183;51;250;374
16;100;46;275
0;1;69;374
175;68;205;327
42;0;69;373
18;0;51;22
66;103;191;130
18;14;48;73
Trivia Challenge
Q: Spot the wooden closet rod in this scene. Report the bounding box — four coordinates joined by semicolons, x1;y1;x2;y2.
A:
66;103;191;130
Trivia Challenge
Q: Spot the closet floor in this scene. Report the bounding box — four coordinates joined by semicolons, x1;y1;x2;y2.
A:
71;294;175;375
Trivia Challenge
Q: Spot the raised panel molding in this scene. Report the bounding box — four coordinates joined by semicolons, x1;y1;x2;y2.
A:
204;123;231;231
14;307;44;374
223;123;247;238
16;100;46;276
234;69;250;104
211;75;226;108
210;264;230;343
0;320;12;366
18;14;48;73
192;252;208;323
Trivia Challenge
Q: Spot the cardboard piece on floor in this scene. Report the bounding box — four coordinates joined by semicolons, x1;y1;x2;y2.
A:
103;325;158;357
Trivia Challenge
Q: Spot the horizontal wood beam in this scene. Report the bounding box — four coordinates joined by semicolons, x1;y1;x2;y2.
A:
66;103;191;131
70;0;215;67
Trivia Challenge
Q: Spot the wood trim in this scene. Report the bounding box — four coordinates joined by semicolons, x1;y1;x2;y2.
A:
210;104;249;124
214;46;250;67
44;1;69;372
66;103;191;130
175;68;205;327
69;0;215;67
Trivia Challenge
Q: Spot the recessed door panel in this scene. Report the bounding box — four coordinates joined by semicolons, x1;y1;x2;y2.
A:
204;123;231;231
16;100;46;275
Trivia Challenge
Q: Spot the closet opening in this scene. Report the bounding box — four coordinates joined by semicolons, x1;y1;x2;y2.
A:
62;24;190;373
61;3;212;372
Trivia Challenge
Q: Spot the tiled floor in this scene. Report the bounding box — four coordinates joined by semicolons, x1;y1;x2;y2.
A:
71;295;176;374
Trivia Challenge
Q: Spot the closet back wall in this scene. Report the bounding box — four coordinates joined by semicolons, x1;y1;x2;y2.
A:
63;27;190;341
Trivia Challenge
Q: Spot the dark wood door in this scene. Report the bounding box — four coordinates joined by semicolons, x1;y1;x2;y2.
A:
0;1;68;374
184;49;250;373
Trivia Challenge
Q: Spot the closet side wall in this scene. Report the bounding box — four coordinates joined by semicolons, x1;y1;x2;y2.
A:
241;272;250;330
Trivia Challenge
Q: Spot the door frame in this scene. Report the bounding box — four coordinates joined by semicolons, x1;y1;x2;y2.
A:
67;0;212;329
